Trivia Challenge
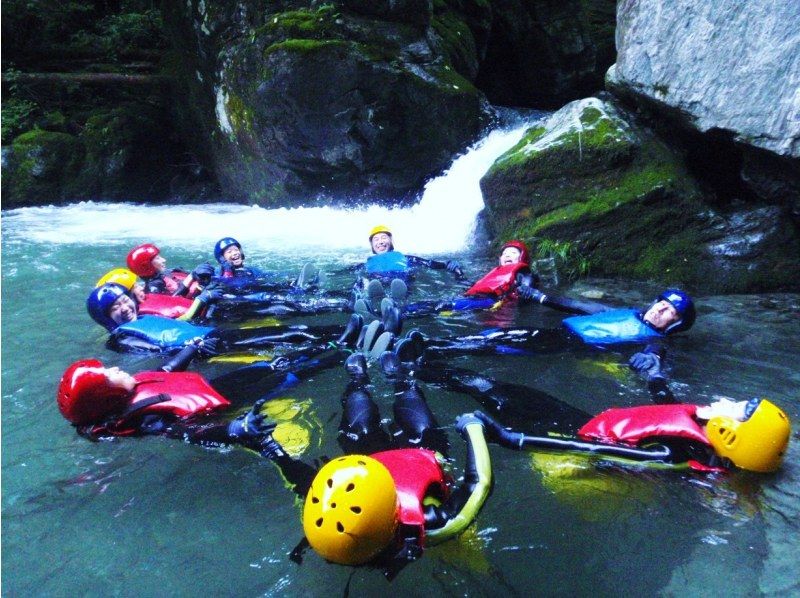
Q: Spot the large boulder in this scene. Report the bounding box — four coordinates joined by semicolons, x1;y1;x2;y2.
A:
480;97;800;293
607;0;800;205
162;1;493;205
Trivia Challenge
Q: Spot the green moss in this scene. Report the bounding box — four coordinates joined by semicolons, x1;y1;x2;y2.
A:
527;161;680;233
263;38;350;56
225;93;254;136
258;6;339;40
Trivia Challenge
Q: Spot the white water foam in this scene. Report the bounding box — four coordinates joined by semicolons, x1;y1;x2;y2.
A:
2;118;539;256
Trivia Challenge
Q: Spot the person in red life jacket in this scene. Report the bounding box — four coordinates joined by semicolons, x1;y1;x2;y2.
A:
400;240;539;318
126;243;212;298
389;347;791;474
56;341;348;450
257;353;492;576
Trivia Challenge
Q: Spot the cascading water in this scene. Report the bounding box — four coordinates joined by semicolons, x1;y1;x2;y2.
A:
3;113;544;256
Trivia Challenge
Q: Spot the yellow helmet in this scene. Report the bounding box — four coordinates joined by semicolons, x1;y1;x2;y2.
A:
706;399;791;473
95;268;137;291
302;455;398;565
368;225;392;241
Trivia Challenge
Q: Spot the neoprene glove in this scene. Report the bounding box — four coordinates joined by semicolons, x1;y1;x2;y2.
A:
197;288;223;304
192;262;215;283
517;285;543;302
446;260;464;279
219;260;235;277
196;337;221;357
228;410;276;441
455;412;484;435
628;351;661;374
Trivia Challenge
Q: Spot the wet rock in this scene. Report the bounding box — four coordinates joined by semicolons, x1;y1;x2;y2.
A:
162;1;492;206
607;0;800;203
480;96;800;293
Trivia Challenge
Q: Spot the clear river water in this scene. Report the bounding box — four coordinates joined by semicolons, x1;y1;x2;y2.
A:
2;114;799;596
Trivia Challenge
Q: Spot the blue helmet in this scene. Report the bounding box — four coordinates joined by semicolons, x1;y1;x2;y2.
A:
87;283;128;331
658;289;696;334
214;237;242;264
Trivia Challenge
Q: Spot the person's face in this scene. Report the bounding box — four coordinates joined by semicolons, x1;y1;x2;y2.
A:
223;244;244;266
696;397;749;422
104;366;137;393
643;300;680;331
151;254;167;273
499;247;522;265
109;294;138;325
131;283;146;303
371;233;392;254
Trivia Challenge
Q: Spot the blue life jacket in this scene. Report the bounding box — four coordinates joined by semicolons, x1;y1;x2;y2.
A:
113;316;215;350
366;251;408;276
453;297;497;311
562;309;664;345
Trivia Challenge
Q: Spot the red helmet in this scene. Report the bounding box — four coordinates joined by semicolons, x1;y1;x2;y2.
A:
501;240;530;265
57;359;130;425
126;243;160;277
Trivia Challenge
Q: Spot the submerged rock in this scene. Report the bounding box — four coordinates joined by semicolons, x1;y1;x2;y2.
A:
480;96;800;293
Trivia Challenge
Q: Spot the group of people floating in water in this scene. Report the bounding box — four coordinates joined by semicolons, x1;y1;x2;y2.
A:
57;225;792;576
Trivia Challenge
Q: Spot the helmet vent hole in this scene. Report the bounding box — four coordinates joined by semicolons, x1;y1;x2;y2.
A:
350;506;361;514
311;496;319;504
346;483;355;492
331;502;337;508
357;460;367;466
336;522;344;533
315;518;323;528
326;478;333;488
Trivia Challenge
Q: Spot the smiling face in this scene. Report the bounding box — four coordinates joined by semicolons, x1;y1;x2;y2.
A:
370;232;392;254
499;246;522;266
642;300;680;331
222;244;244;267
108;294;138;325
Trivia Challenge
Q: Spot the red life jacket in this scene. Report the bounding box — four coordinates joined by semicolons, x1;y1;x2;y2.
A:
160;270;187;294
465;262;530;298
110;371;230;435
577;404;722;471
138;293;194;319
578;404;710;446
372;449;449;547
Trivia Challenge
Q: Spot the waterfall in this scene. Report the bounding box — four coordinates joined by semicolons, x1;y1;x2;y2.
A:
3;115;541;256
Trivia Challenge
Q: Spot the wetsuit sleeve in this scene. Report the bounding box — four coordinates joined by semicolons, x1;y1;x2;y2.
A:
424;419;492;544
533;291;612;315
175;298;205;321
144;278;167;295
160;343;200;372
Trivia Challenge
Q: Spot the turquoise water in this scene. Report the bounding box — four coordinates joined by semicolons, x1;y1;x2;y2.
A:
2;125;799;595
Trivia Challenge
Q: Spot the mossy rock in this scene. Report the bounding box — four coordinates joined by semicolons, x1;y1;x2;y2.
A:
480;96;800;292
2;130;85;206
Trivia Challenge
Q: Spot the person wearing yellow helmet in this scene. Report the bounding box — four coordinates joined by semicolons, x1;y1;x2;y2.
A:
400;349;791;474
258;353;492;576
95;268;198;320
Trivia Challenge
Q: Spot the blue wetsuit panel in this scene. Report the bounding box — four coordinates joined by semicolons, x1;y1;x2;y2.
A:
365;251;409;275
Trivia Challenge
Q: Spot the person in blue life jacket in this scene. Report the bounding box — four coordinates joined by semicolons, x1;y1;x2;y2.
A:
381;343;791;474
351;225;465;314
399;240;540;318
56;341;347;454
396;288;697;375
86;283;369;356
252;352;492;577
